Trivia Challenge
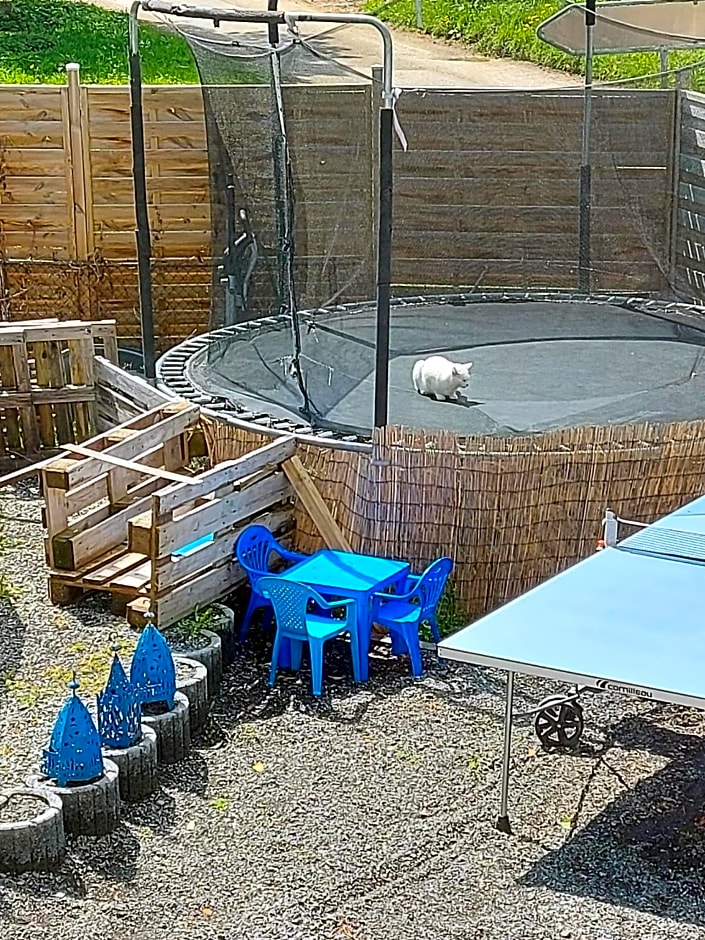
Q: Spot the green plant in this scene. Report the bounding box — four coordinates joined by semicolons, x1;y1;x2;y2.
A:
169;604;219;641
418;578;467;641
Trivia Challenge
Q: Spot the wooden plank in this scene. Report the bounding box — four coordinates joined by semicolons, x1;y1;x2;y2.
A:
155;435;297;515
82;550;148;586
52;492;154;570
150;558;244;628
95;356;173;408
66;337;96;440
0;345;23;451
281;455;351;552
65;472;109;519
395;175;667;207
0;387;96;408
392;232;661;264
156;471;292;557
46;340;73;445
128;511;153;556
10;345;39;454
153;506;292;595
49;402;199;490
111;559;151;590
63;442;195;484
0;177;70;205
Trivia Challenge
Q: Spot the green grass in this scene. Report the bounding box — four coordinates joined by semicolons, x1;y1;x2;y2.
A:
0;0;225;84
364;0;705;88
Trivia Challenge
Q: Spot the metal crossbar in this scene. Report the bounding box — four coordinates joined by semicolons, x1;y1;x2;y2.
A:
617;526;705;563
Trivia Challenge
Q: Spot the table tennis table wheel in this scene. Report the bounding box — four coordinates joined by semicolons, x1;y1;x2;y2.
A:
534;695;584;750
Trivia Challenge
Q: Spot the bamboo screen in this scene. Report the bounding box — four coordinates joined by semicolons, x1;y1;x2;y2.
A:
202;417;705;620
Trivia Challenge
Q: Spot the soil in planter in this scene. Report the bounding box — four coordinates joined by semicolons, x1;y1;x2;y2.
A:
0;793;48;823
142;701;172;717
175;659;197;683
164;626;210;654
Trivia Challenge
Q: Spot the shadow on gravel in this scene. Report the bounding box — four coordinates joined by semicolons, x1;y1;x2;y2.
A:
212;624;480;729
67;824;143;885
160;747;210;797
123;787;178;838
0;600;26;700
522;714;705;927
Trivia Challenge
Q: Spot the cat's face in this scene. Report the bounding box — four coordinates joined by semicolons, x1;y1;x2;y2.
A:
452;362;473;386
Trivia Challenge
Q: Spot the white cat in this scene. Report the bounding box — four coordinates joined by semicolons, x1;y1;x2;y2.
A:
412;356;473;401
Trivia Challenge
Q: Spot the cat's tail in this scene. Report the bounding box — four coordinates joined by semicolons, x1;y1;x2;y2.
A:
411;359;425;393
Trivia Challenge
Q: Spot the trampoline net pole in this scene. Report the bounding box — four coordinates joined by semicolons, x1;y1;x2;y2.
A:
374;104;394;428
128;2;156;380
496;670;515;835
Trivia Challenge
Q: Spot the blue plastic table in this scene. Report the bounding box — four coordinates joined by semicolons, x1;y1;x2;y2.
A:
279;549;410;681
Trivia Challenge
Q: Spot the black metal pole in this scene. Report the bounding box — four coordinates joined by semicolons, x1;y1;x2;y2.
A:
374;105;394;429
577;0;595;295
267;0;279;46
128;7;156;381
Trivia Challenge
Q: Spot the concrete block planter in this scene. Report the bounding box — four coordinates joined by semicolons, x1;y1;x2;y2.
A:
0;788;65;873
26;759;120;837
102;724;159;803
164;604;231;697
174;656;210;734
141;690;191;764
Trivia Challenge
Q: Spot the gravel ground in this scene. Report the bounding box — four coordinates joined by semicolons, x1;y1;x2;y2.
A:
1;483;705;939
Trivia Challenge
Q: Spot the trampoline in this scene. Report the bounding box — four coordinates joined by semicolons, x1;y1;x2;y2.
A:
157;293;705;441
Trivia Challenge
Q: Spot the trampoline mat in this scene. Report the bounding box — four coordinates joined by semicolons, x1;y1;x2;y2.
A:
188;299;705;437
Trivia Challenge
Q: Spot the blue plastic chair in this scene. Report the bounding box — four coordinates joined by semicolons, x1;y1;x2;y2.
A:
371;557;454;676
258;577;360;696
235;525;306;642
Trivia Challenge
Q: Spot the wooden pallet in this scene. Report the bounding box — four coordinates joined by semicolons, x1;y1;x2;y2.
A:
0;317;118;459
48;545;152;613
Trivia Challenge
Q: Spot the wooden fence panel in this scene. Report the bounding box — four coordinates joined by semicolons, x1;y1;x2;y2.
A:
673;90;705;298
0;79;681;343
393;89;674;293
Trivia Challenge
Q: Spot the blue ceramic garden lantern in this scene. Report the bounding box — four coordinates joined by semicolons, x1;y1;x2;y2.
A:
97;645;141;748
129;614;176;709
42;676;104;787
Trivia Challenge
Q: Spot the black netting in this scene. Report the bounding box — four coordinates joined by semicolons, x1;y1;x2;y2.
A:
148;10;705;438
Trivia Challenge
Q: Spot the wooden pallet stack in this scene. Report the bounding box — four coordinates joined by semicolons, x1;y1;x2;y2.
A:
0;318;118;458
42;397;350;627
42;401;201;611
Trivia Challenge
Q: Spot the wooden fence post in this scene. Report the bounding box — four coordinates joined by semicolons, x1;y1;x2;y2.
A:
62;64;95;317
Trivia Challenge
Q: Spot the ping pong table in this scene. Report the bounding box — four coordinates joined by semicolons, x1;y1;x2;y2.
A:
437;492;705;834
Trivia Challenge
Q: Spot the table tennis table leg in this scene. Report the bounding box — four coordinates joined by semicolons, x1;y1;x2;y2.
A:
496;670;515;835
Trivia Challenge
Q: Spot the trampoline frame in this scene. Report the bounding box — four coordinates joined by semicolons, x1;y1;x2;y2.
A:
156;289;705;444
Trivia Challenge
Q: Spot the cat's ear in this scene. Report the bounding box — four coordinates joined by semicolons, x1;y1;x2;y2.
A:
466;362;474;371
452;364;462;376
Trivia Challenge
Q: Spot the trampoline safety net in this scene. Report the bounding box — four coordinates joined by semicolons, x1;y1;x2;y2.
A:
150;10;705;438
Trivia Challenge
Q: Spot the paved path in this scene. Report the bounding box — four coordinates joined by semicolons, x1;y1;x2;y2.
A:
124;0;581;88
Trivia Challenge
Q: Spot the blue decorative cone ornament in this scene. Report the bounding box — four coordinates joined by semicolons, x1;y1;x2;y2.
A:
97;652;142;748
41;676;104;787
130;617;176;709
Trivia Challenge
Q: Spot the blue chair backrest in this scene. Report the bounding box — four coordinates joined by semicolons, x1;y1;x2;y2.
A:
413;557;453;615
258;577;329;636
235;525;280;580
